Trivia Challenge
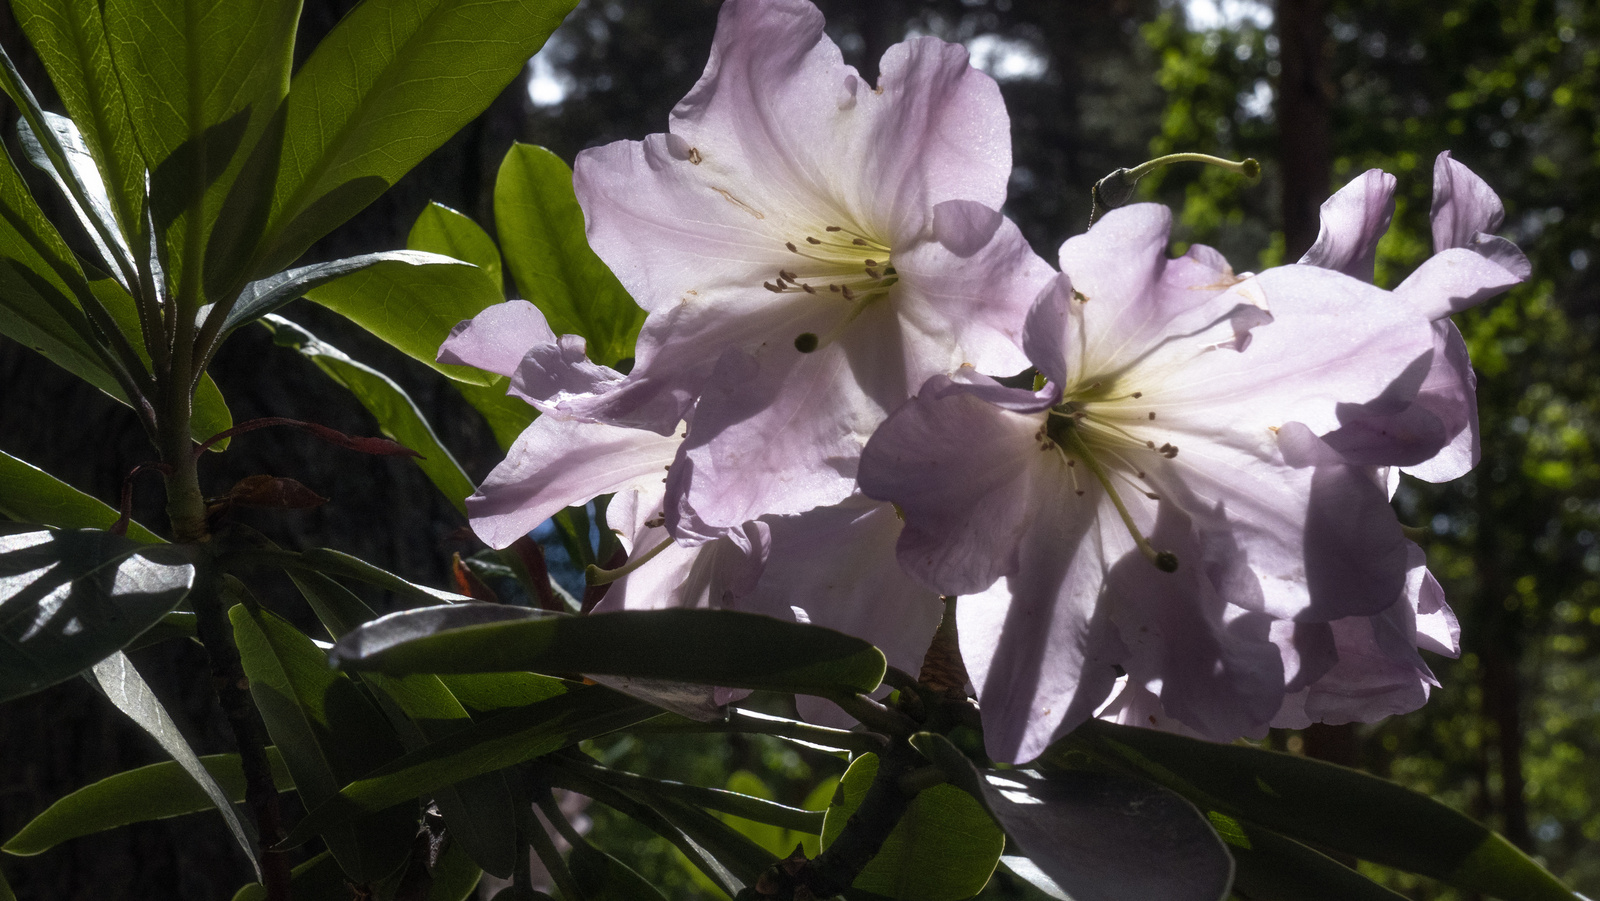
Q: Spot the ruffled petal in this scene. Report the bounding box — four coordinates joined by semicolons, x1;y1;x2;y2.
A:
1430;150;1505;252
466;418;680;548
438;300;557;378
1298;168;1396;282
1393;247;1527;319
1402;319;1480;482
859;373;1058;594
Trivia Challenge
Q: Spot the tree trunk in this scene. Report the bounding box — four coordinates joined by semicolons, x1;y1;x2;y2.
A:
1276;0;1332;259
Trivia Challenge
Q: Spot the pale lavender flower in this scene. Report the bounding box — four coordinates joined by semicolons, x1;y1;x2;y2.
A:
568;0;1053;538
859;201;1496;763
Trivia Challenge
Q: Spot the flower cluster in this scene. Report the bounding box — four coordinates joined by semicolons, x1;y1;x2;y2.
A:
440;0;1527;762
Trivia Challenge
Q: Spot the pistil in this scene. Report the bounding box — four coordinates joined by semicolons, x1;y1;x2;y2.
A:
1046;410;1179;573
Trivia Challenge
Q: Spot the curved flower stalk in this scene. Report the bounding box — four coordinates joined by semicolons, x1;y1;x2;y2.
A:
859;188;1522;764
567;0;1054;538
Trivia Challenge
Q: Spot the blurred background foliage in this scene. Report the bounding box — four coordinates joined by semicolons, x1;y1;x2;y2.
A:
1;0;1596;897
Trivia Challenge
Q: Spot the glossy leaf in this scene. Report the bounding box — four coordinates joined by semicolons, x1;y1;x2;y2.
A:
820;752;1005;901
283;686;655;845
330;604;887;696
436;671;567;713
16;111;133;284
409;202;503;294
0;526;194;703
219;250;475;337
568;839;669;901
0;450;160;543
1073;721;1582;901
90;651;260;875
2;749;293;856
263;546;470;608
304;253;504;384
11;0;146;246
494;144;643;368
256;0;579;274
264;314;475;513
102;0;298;297
231;604;415;885
917;731;1233;901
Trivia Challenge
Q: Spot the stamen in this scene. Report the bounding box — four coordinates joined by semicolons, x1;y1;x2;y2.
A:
786;242;799;252
1060;428;1179;573
853;238;868;246
764;282;783;293
807;236;823;244
826;225;843;231
586;536;675;586
1131;391;1143;398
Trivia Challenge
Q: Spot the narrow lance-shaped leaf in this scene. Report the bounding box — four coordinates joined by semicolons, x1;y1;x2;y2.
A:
215;250;475;338
231;604;416;885
89;651;262;877
262;314;475;514
1070;721;1583;901
255;0;580;275
287;569;520;880
409;202;502;293
12;0;148;251
495;144;644;368
330;604;887;696
0;525;194;703
283;686;656;846
2;749;293;857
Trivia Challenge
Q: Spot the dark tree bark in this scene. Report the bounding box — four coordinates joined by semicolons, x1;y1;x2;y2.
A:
1276;0;1332;260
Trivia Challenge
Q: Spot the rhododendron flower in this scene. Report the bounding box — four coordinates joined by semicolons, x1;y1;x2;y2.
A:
568;0;1053;537
859;184;1521;763
441;300;942;696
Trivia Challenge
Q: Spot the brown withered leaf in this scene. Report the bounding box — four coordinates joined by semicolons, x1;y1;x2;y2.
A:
226;475;328;510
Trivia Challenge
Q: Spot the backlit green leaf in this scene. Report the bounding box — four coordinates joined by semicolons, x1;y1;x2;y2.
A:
0;449;159;543
494;144;643;368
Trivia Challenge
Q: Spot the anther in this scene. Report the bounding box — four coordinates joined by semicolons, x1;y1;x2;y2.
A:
802;284;816;294
1146;441;1156;449
764;282;783;292
1148;412;1156;420
780;269;798;281
866;267;882;279
864;259;879;267
826;225;843;231
795;333;820;353
842;286;856;301
853;238;868;246
1160;443;1178;459
807;236;823;245
1132;391;1143;398
829;284;841;292
786;242;799;253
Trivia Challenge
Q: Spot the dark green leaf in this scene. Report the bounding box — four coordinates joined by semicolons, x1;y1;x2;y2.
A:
265;546;470;607
231;604;415;884
409;202;503;294
103;0;298;298
1223;816;1411;901
568;839;669;901
2;748;292;856
256;0;579;273
283;686;655;846
0;526;193;702
0;450;159;542
304;252;504;385
436;671;567;712
330;604;887;696
230;850;347;901
917;731;1232;901
0;142;128;404
89;651;260;875
355;661;520;880
12;0;147;249
427;839;485;901
821;752;1004;901
1072;721;1581;901
581;764;825;837
494;144;643;368
219;250;476;337
263;314;475;513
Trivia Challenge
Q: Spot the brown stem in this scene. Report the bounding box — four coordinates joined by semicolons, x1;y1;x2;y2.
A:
192;572;291;898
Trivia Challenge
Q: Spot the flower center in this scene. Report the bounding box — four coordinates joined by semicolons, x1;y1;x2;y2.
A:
1042;384;1180;572
764;225;897;353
